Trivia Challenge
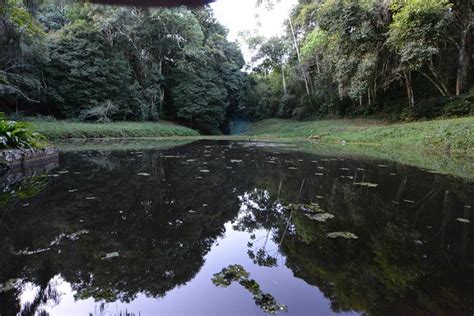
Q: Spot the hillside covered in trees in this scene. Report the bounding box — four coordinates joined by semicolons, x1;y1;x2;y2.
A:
1;0;473;134
1;0;245;133
244;0;473;121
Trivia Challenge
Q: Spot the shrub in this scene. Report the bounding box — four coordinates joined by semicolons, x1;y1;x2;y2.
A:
79;100;119;123
0;113;44;149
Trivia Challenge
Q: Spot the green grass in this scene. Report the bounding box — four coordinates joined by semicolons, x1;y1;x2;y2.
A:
31;121;199;140
268;142;474;181
247;117;474;156
56;139;193;152
27;117;473;180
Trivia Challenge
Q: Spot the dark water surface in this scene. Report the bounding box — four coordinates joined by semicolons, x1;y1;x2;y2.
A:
0;141;473;316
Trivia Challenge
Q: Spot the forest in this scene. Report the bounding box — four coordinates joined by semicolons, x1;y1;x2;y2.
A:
244;0;473;121
1;0;473;134
1;0;245;133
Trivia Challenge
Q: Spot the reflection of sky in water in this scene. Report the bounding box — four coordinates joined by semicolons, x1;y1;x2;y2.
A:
2;141;472;316
21;223;354;316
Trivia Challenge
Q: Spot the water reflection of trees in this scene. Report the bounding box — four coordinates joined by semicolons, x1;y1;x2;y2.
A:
0;144;247;315
234;175;473;315
0;142;472;315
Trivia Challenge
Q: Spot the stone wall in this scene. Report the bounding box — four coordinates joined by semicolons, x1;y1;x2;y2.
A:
0;147;59;169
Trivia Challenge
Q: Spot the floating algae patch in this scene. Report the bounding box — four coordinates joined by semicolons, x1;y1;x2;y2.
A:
327;232;359;240
102;252;120;260
305;213;335;222
212;264;287;314
354;182;379;188
286;203;324;213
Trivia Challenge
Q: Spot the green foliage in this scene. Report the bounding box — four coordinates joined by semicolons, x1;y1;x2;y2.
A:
1;2;245;133
241;0;473;121
388;0;451;69
43;18;137;119
0;113;44;149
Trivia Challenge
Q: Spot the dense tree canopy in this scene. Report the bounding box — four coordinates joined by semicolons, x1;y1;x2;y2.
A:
241;0;473;121
1;0;473;132
0;0;244;133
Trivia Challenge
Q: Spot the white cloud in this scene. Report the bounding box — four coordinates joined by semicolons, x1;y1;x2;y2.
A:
210;0;297;62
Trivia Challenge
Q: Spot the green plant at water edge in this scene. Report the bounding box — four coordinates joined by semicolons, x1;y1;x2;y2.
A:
0;113;44;149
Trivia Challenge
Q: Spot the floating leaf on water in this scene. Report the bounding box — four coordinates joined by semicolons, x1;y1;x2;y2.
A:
102;252;120;260
67;230;89;240
354;182;378;188
456;218;471;224
341;176;354;180
137;173;151;177
305;212;335;222
286;203;324;214
327;232;359;239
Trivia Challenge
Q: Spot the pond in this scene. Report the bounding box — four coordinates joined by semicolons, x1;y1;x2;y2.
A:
0;140;473;316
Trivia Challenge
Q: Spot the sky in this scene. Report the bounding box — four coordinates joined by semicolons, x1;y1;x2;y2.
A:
210;0;298;62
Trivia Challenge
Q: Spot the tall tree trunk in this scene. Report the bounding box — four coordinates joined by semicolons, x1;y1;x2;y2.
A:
289;17;311;97
403;71;415;108
281;64;287;95
456;29;470;95
455;0;472;95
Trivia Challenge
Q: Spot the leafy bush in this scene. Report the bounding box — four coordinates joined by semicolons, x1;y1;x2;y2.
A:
0;113;44;149
79;100;119;123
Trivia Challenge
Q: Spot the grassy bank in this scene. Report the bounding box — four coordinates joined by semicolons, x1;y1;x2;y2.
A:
247;117;474;156
31;121;199;140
